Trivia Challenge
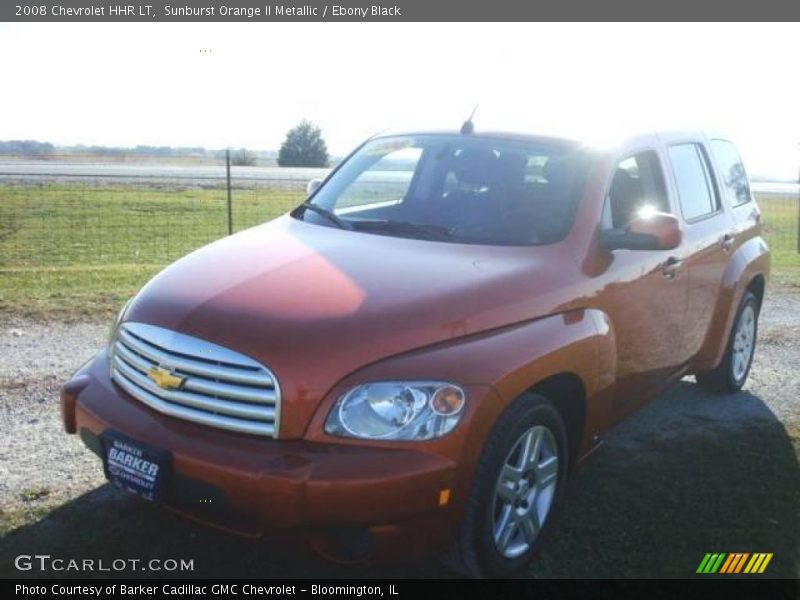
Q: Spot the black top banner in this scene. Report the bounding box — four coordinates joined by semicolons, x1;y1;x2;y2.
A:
4;0;800;21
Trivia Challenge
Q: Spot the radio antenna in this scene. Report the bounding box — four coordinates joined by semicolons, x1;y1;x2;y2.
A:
460;105;479;134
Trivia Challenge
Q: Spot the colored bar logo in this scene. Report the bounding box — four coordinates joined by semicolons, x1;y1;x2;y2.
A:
696;553;773;574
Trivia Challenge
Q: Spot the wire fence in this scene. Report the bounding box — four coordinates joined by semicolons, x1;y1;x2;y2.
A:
0;153;797;270
755;188;800;264
0;153;319;268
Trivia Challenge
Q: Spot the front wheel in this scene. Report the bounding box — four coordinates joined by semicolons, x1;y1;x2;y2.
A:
696;290;759;393
444;393;568;578
491;424;559;560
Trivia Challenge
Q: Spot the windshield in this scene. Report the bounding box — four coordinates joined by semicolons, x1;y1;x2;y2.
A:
296;134;591;246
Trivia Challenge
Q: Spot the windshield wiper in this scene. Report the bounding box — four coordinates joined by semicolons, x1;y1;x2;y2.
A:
349;219;455;240
299;202;353;230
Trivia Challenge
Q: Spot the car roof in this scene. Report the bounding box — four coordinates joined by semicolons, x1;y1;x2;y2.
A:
373;129;584;147
372;128;727;154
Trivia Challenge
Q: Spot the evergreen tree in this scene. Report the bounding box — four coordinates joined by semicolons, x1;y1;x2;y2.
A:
277;121;329;167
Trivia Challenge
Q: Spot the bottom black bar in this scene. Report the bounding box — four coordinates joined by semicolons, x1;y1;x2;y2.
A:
3;579;799;600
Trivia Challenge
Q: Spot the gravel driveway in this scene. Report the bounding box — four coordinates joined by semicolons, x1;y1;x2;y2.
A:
0;290;798;577
1;291;799;506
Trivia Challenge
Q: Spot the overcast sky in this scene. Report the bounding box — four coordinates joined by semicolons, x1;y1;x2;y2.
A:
0;22;798;179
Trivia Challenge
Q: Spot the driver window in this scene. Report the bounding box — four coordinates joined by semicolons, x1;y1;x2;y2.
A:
601;151;669;230
335;145;422;212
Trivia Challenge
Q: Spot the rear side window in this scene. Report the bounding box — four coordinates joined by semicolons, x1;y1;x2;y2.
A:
668;143;719;221
710;139;752;207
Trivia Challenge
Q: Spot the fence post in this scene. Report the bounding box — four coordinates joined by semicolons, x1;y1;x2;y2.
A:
226;148;233;235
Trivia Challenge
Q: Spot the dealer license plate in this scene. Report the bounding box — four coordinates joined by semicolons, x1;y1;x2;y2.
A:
101;432;170;502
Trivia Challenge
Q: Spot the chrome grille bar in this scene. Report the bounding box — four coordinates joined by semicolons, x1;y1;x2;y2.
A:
113;358;276;421
110;322;281;437
117;328;270;387
113;341;277;405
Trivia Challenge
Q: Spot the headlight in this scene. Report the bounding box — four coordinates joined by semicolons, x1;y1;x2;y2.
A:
324;381;466;441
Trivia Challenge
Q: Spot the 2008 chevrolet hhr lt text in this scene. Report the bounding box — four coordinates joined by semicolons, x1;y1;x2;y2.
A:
61;128;769;577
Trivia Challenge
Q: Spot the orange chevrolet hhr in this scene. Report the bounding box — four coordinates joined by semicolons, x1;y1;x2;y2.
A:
61;127;769;577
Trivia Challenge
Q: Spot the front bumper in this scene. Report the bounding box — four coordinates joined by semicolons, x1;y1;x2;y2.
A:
61;350;465;561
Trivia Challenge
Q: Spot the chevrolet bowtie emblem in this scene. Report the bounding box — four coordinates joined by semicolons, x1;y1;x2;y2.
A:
147;366;184;390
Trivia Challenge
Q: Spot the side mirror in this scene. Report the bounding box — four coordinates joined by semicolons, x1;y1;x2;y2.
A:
306;178;323;196
600;211;682;251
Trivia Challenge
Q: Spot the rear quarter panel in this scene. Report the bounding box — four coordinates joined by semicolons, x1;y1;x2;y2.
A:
690;234;770;372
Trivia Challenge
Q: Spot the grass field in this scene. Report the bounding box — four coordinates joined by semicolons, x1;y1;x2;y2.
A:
0;184;797;318
0;183;302;318
758;194;800;287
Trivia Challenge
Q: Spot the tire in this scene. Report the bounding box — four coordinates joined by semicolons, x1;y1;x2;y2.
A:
696;290;759;394
444;393;569;578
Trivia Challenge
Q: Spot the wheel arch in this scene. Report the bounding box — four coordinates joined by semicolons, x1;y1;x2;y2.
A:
747;272;766;309
691;237;770;372
487;309;615;467
527;373;587;470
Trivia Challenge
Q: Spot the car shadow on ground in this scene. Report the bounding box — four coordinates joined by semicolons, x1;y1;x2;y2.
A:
2;381;798;579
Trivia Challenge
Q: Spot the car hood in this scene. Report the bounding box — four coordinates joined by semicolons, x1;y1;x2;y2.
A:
125;215;573;437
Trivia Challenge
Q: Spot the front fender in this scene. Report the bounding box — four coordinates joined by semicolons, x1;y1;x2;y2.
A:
305;307;616;468
692;236;770;372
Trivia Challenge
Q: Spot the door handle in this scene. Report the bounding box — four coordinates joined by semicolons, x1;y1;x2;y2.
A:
720;233;735;252
662;256;683;279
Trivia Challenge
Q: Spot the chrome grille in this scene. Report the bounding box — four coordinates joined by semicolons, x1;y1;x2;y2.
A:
110;322;280;437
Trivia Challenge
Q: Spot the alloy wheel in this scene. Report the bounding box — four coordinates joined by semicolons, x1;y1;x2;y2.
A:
732;304;756;382
491;425;559;559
